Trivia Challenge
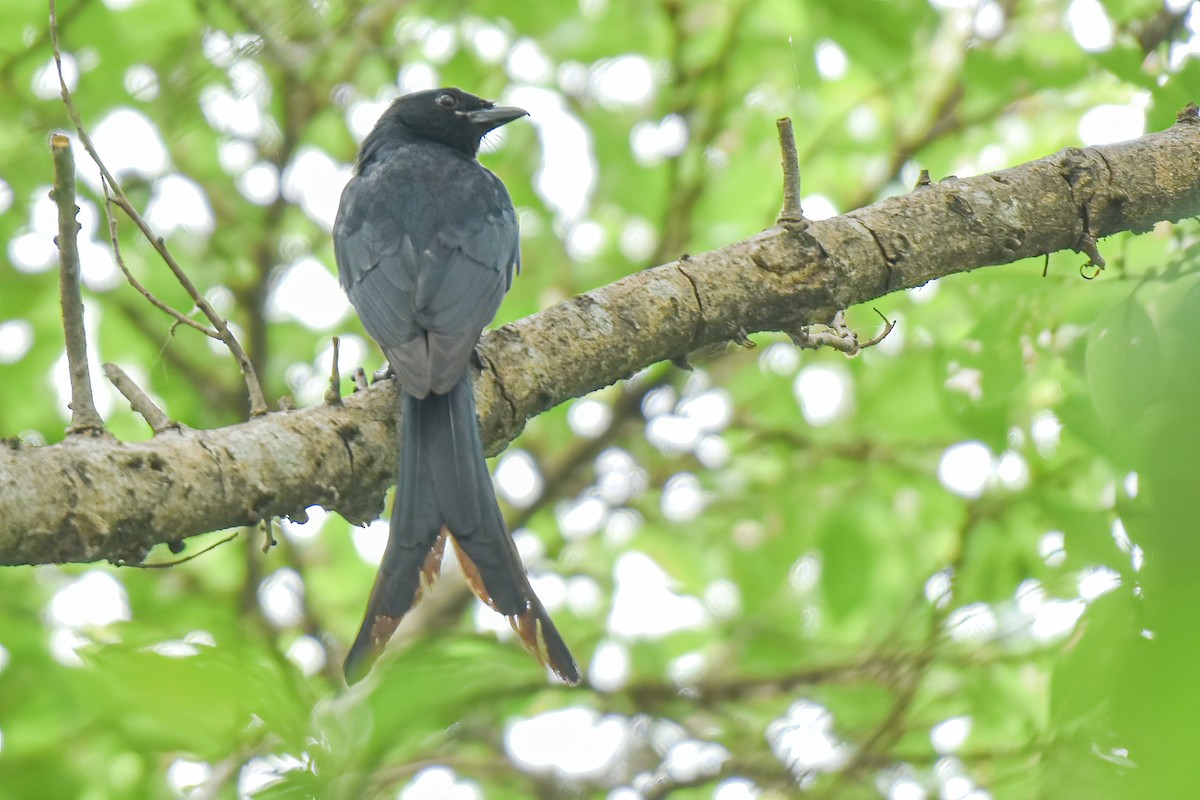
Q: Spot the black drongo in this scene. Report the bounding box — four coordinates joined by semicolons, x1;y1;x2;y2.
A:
333;87;579;684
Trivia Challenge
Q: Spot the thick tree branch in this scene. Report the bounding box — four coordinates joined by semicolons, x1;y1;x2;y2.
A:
2;112;1198;565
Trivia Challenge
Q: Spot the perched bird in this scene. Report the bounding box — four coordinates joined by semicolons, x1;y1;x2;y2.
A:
333;87;579;685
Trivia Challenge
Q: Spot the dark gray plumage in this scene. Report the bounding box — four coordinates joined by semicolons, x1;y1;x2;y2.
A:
334;87;578;685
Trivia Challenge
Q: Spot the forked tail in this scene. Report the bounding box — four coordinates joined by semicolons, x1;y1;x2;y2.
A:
344;374;579;685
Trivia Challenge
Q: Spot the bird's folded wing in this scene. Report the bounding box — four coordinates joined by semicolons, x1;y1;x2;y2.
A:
334;157;519;395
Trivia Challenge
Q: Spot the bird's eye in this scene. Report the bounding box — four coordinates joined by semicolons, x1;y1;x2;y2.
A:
435;93;457;108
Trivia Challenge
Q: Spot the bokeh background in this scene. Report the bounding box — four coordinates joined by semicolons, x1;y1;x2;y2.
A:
1;0;1199;797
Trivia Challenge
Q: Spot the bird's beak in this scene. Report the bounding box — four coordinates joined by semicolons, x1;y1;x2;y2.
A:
462;105;529;131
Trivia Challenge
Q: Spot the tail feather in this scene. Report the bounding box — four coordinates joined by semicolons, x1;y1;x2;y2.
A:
452;539;578;683
344;374;579;685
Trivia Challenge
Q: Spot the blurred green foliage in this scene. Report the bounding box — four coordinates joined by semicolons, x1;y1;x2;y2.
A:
0;0;1198;798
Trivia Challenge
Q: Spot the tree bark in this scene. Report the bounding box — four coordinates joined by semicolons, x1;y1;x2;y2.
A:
3;109;1198;566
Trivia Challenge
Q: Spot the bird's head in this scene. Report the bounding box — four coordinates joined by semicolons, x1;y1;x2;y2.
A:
375;87;528;158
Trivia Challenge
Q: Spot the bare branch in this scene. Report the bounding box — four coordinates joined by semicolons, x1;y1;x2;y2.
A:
50;133;104;434
136;531;239;569
100;180;219;339
860;308;897;349
776;117;803;225
324;337;343;406
49;0;269;417
103;363;176;434
2;113;1198;565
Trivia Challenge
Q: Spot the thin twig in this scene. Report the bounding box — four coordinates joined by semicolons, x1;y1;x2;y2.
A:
103;362;176;433
100;178;219;339
49;0;269;417
136;531;240;568
51;133;105;434
860;307;897;348
324;336;343;406
111;296;245;411
776;117;804;225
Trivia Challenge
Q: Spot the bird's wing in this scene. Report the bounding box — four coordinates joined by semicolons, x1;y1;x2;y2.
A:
333;147;519;396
